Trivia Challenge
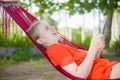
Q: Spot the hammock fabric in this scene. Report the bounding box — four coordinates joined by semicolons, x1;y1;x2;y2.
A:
0;1;120;80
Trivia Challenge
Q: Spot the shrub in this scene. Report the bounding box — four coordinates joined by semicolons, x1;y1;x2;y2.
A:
111;35;120;50
10;48;33;62
0;33;34;47
72;28;92;48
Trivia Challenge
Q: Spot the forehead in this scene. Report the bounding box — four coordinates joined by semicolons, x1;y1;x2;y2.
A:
37;21;49;31
39;21;49;26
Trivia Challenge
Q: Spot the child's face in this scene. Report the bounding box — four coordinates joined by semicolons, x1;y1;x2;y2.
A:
37;21;61;47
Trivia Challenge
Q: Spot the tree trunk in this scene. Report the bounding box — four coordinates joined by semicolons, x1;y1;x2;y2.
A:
102;10;113;48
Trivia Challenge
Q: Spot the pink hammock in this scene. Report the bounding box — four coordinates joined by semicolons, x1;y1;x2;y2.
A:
0;1;119;80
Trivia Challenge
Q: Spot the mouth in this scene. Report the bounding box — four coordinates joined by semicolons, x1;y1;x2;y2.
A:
53;32;57;35
53;32;61;38
53;32;58;35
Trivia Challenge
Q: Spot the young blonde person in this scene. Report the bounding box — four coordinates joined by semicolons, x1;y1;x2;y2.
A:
27;20;120;80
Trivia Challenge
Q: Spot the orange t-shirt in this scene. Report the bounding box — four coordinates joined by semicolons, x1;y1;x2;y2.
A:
46;43;117;79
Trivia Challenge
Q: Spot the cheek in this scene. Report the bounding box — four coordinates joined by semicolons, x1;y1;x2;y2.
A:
40;31;54;40
41;34;51;41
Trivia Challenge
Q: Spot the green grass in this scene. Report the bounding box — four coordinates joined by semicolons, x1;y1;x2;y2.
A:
30;58;45;68
101;53;120;61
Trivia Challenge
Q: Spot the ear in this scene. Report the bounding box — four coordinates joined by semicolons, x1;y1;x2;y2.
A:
37;39;45;44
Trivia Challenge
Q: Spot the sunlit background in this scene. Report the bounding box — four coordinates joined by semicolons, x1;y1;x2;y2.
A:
19;0;120;43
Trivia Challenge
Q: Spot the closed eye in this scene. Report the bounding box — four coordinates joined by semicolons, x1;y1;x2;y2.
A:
46;26;49;30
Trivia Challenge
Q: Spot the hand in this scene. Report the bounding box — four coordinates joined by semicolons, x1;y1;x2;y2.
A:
96;41;105;58
88;34;105;57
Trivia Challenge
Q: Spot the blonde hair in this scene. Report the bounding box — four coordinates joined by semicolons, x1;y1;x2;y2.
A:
27;20;41;40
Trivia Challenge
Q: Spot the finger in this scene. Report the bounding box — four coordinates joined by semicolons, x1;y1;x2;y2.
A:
98;40;105;45
94;38;105;44
95;40;105;47
100;35;105;40
97;46;105;53
98;45;105;52
98;42;105;48
93;35;104;42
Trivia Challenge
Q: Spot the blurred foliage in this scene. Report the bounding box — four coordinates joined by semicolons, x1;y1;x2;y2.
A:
0;32;34;47
82;33;92;48
72;28;82;44
0;48;44;66
41;14;58;30
18;0;120;49
10;48;32;62
111;35;120;50
72;28;92;48
19;0;120;16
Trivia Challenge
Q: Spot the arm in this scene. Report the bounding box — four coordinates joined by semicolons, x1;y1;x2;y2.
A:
63;34;105;78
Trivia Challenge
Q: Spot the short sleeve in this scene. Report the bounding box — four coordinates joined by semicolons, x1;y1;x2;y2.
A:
46;44;74;67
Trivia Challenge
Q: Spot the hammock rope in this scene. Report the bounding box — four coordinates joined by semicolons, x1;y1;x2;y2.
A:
0;3;11;40
0;1;18;7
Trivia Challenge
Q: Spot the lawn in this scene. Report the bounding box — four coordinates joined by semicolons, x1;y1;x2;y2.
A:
0;58;70;80
0;49;120;80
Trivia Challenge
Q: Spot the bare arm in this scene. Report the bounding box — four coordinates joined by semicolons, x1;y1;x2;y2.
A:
63;34;105;78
